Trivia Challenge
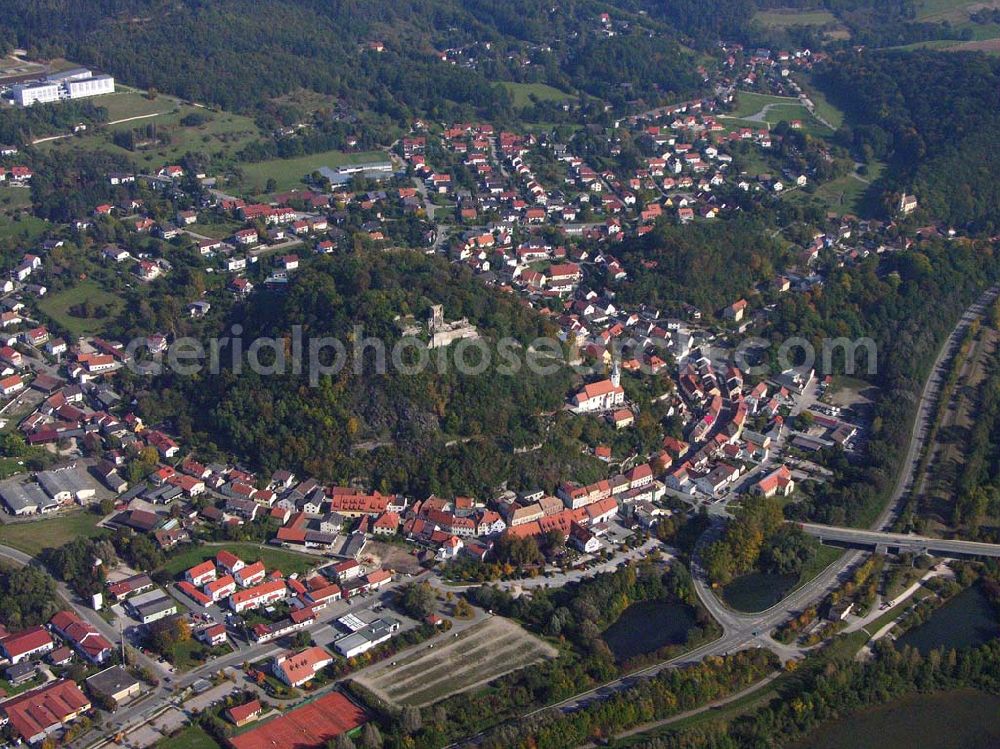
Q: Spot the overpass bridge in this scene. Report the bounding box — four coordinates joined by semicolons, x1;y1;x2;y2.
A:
798;523;1000;559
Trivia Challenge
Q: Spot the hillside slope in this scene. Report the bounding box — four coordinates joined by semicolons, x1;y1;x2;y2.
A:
141;252;582;496
1;0;701;116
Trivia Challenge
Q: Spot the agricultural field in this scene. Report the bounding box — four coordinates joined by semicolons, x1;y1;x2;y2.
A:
36;279;124;338
237;148;387;193
158;542;318;578
915;0;999;23
0;509;104;556
879;0;1000;51
754;8;838;27
353;616;558;707
501;82;574;108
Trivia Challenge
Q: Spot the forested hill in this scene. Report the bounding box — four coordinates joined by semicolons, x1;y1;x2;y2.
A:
140;253;576;496
0;0;701;117
818;50;1000;232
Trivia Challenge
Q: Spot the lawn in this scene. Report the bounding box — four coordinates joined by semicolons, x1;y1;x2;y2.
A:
914;0;989;22
724;91;835;137
159;542;318;578
98;90;174;122
728;91;801;119
786;161;884;216
0;186;32;212
170;638;232;671
754;8;838;27
0;509;104;556
0;212;49;243
796;75;846;130
38;93;261;172
190;218;244;240
154;725;221;749
237;149;387;193
501;82;574;108
36;279;124;339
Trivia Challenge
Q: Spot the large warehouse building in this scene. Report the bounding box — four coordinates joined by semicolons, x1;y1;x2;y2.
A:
13;68;115;107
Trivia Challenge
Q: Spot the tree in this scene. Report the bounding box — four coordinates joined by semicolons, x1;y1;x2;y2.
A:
0;432;26;457
401;705;422;735
454;598;473;618
397;582;436;619
360;723;383;749
330;733;356;749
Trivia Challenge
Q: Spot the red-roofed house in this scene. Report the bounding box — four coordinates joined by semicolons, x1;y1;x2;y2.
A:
216;550;245;575
185;561;217;586
48;611;112;664
272;646;333;687
235;561;266;588
226;699;263;727
371;512;400;536
0;626;54;664
753;464;795;498
205;575;237;602
2;679;91;744
230;580;286;613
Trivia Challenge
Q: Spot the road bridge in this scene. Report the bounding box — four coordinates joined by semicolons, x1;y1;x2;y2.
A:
798;523;1000;559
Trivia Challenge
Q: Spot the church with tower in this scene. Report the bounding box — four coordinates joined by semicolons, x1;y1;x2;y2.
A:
569;360;626;413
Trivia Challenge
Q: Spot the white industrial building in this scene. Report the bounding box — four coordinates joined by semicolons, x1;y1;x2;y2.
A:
13;68;115;107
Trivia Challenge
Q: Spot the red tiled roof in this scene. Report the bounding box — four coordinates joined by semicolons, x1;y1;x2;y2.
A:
186;560;216;581
227;699;262;725
0;626;52;659
231;580;286;608
217;550;244;570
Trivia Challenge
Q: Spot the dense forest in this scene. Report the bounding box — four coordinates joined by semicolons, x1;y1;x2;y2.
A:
0;0;701;120
140;252;585;497
616;216;790;313
818;50;1000;231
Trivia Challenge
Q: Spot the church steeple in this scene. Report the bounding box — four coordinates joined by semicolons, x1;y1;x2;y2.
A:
610;358;621;388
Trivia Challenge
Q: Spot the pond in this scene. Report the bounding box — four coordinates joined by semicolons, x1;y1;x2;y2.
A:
896;583;1000;655
791;688;1000;749
722;572;799;613
601;600;697;661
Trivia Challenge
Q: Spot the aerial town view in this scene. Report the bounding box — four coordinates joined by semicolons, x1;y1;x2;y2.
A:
0;1;997;748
